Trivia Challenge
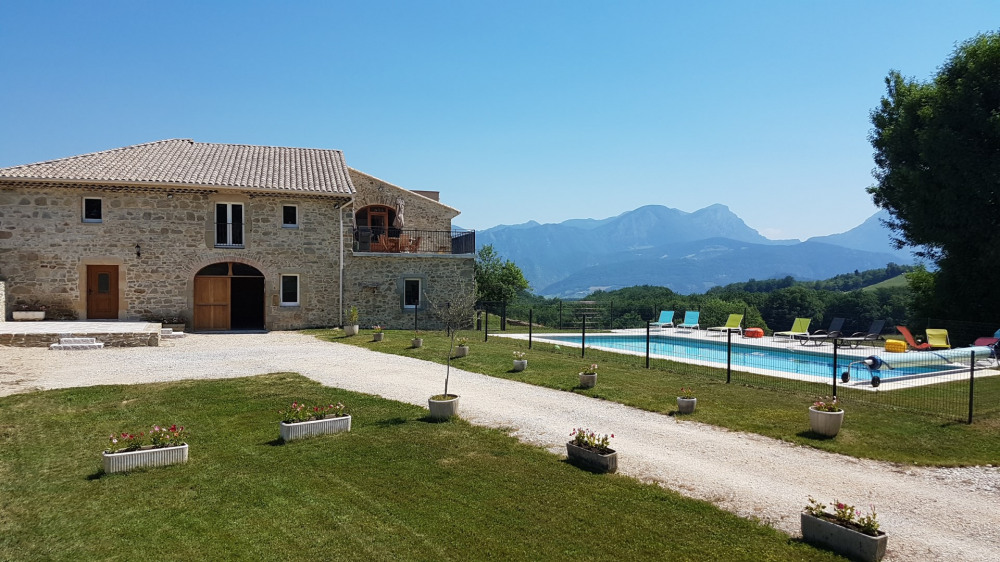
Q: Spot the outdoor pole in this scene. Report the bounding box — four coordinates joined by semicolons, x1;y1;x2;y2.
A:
413;302;418;334
581;314;586;358
726;329;732;384
645;321;650;369
832;339;839;398
501;301;507;331
484;306;489;342
529;309;533;350
969;350;975;424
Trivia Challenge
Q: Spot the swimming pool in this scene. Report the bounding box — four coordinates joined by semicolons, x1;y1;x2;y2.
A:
538;333;960;381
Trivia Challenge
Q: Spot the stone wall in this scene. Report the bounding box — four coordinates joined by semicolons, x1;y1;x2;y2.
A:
349;169;459;232
0;182;350;330
343;253;475;330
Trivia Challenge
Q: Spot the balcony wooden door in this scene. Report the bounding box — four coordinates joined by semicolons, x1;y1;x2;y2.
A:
194;277;230;331
86;265;119;319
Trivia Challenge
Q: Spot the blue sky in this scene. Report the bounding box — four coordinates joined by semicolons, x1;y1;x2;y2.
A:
2;1;997;240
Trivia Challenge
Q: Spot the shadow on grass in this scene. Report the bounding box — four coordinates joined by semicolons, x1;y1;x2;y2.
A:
417;415;456;424
375;416;409;427
798;430;837;440
264;438;286;447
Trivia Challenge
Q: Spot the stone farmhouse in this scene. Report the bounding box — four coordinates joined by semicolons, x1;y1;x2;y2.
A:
0;139;475;331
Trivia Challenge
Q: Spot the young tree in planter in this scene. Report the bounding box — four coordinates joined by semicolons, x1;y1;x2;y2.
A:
428;292;476;400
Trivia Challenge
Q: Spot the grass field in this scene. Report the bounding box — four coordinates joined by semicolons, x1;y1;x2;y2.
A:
0;374;842;561
313;328;1000;466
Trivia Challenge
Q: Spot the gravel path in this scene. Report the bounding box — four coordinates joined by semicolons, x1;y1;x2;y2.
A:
2;332;997;561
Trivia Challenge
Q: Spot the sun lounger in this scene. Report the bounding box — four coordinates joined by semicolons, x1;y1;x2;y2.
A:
838;319;886;348
891;327;949;349
707;313;743;335
676;311;700;330
795;317;845;346
773;317;811;341
650;310;675;329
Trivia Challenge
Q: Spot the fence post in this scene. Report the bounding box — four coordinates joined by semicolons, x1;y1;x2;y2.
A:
501;301;507;331
726;329;732;384
484;306;488;342
413;304;418;334
581;314;586;358
529;309;533;350
833;340;839;398
969;350;975;424
646;321;650;369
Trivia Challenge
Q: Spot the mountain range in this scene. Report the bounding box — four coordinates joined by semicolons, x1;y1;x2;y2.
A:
475;205;915;297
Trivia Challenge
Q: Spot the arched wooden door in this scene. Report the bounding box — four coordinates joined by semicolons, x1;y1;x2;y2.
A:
193;262;265;331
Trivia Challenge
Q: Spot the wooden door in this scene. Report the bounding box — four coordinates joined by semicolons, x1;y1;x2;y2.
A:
194;277;230;331
86;265;119;319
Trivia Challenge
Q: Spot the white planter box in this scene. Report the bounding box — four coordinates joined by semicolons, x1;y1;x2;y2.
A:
280;415;352;442
428;395;460;420
809;407;844;437
512;359;527;372
454;345;469;357
801;512;887;561
411;338;423;348
578;373;597;388
677;397;697;414
13;311;45;321
373;332;384;342
566;441;618;473
344;325;359;336
102;444;188;474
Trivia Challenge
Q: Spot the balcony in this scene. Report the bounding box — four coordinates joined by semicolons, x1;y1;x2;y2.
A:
353;227;475;255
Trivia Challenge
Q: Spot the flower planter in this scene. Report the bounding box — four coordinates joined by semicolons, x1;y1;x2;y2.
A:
344;325;359;336
373;332;384;342
801;512;887;562
579;372;597;388
454;345;469;358
411;338;423;348
102;444;188;474
428;394;460;420
13;311;45;321
280;415;352;442
809;407;844;437
677;397;697;414
512;359;527;372
566;441;618;473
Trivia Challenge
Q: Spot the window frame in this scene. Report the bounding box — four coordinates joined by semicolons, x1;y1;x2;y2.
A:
281;204;298;229
403;278;421;309
280;274;300;306
215;202;245;248
82;197;103;223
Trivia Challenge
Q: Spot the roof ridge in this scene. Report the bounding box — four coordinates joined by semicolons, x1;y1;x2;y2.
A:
187;140;344;153
0;139;193;171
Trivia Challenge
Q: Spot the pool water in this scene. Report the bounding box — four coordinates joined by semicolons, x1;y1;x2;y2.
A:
541;334;951;381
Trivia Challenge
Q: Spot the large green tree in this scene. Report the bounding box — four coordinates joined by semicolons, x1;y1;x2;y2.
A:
474;245;529;303
868;32;1000;322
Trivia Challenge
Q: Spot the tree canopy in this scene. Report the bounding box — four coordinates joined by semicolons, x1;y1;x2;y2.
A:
474;245;530;303
868;32;1000;322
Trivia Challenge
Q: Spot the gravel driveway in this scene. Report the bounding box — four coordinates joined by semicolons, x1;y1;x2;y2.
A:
2;331;997;561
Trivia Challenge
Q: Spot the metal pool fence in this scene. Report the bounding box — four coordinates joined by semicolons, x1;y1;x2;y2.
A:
475;302;998;423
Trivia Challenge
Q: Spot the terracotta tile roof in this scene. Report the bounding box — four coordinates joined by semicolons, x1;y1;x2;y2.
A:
0;139;355;194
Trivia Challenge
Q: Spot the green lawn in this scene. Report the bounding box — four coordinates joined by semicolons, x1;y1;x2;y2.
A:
313;328;1000;466
0;374;840;561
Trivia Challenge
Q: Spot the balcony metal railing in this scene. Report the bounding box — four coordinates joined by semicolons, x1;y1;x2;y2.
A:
353;227;475;255
214;222;244;248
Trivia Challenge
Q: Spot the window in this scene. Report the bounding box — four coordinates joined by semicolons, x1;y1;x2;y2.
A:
83;198;103;223
282;205;298;228
215;203;244;247
403;278;421;309
280;274;299;306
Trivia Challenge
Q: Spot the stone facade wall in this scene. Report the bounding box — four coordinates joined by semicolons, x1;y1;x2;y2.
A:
349;169;459;232
0;182;350;330
343;253;475;330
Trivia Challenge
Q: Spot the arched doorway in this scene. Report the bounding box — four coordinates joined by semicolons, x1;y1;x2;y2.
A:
193;262;265;331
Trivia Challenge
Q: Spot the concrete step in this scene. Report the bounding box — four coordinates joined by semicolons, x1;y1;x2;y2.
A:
49;337;104;351
161;328;186;338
